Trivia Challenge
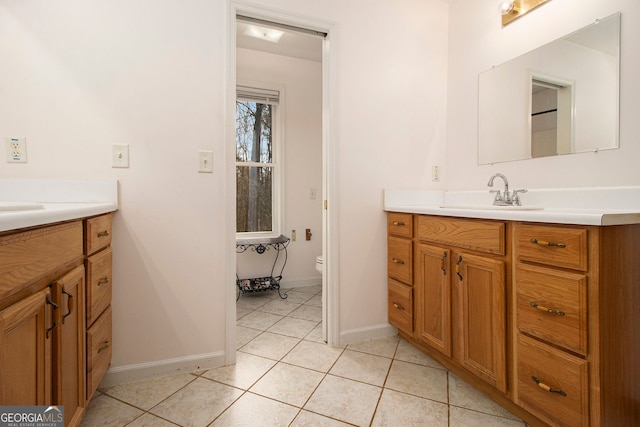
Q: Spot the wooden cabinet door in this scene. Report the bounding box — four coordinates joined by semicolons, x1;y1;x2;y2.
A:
0;288;53;405
452;251;507;393
415;244;451;357
52;265;86;427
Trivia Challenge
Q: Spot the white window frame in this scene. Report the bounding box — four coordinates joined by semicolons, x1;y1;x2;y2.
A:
235;81;285;239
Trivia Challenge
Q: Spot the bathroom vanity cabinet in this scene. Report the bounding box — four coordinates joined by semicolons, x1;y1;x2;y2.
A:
0;213;113;427
387;212;640;427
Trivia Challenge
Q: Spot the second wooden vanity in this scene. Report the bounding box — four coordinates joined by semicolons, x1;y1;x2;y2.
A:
387;211;640;427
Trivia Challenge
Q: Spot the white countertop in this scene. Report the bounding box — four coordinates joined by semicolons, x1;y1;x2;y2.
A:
0;179;118;232
384;187;640;226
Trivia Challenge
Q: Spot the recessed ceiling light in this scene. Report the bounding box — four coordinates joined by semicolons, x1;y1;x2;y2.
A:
243;25;284;43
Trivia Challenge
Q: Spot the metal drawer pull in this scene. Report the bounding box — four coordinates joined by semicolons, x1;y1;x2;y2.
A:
530;238;566;248
392;258;405;265
530;301;565;316
532;376;567;397
392;221;405;226
392;302;405;311
98;277;110;286
456;256;463;281
98;339;111;353
97;230;110;238
62;286;74;324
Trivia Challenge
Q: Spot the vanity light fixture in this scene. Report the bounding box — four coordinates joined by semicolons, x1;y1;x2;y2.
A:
243;24;284;43
500;0;552;26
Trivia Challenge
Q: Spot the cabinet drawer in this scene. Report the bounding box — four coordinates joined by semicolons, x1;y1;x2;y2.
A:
84;214;113;256
516;334;589;427
515;224;587;271
388;236;412;284
516;264;587;355
87;305;112;400
388;279;413;334
0;221;83;302
417;216;505;255
86;248;112;327
387;213;413;238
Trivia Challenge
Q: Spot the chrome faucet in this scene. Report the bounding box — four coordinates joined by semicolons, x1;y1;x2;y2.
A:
487;173;527;206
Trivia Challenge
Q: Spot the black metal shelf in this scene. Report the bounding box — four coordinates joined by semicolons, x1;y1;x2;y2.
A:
236;234;289;299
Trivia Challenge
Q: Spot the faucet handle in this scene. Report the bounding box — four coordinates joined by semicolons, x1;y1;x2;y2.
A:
490;189;503;204
512;189;528;206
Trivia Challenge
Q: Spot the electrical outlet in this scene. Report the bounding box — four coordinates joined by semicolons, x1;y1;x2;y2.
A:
432;165;440;182
309;188;317;200
112;144;130;168
198;150;213;173
6;137;27;163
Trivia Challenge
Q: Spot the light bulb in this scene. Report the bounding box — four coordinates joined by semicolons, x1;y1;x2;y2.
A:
499;0;515;15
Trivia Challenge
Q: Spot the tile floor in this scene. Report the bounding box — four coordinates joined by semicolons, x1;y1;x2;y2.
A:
81;285;527;427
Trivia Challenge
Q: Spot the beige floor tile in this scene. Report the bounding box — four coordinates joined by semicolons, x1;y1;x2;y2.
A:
236;306;252;320
329;349;392;387
126;413;180;427
346;335;399;358
449;406;527;426
79;393;143;427
282;340;344;372
281;290;315;304
385;360;448;403
236;325;262;349
304;294;323;307
202;352;276;390
149;377;243;427
257;298;302;316
236;294;272;310
449;372;522;420
304;375;382;427
294;284;322;294
394;338;447;369
267;316;319;338
304;323;326;343
211;392;300;426
289;304;322;322
291;410;354;426
100;373;196;411
371;389;449;427
250;362;325;407
236;310;284;330
239;331;301;360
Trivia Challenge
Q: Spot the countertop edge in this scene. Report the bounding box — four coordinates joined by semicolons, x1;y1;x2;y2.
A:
0;202;118;232
384;205;640;226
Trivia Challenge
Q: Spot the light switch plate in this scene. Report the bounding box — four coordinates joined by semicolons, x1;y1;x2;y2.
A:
112;144;129;168
198;150;213;173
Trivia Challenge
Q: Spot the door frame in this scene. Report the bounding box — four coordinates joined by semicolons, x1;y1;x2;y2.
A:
225;1;339;364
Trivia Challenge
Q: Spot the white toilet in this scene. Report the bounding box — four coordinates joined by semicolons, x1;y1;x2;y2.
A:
315;255;323;275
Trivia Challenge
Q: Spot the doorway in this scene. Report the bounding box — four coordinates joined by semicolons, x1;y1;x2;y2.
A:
227;4;337;364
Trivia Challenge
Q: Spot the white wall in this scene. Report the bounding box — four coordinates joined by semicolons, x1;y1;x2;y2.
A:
446;0;640;190
235;47;323;287
0;0;450;375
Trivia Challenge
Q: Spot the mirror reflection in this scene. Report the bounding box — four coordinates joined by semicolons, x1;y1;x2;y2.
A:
478;12;620;165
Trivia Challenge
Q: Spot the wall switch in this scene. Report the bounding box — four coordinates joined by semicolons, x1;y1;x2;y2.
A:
112;144;130;168
6;137;27;163
198;150;213;173
291;229;296;241
309;188;317;200
432;165;440;182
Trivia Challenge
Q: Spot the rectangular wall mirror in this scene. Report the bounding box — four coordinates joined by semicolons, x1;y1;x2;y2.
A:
478;12;620;165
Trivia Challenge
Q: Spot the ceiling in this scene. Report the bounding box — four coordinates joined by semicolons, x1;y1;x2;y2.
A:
236;19;323;63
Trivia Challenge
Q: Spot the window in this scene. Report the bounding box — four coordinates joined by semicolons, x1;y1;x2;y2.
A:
236;85;281;236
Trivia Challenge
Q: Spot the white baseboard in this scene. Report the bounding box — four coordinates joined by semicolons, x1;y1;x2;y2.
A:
280;277;322;289
100;351;226;387
339;323;398;346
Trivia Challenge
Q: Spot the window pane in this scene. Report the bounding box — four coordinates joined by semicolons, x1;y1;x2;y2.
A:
236;166;273;233
236;101;273;163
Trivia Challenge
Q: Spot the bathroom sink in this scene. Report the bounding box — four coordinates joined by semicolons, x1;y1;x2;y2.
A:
439;204;544;211
0;201;44;212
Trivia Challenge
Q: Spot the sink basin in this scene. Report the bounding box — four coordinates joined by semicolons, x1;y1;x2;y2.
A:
439;204;544;211
0;201;44;212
